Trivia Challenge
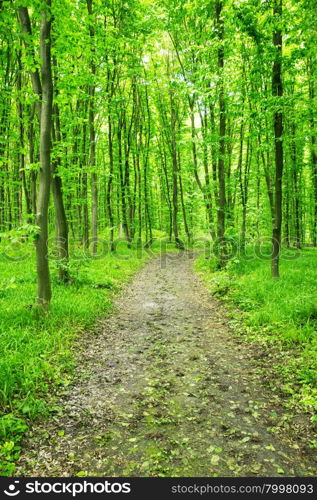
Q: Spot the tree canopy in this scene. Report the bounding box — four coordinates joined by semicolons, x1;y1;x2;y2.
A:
1;0;317;308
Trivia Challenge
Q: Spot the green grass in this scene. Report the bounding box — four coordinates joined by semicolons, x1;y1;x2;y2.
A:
0;239;150;475
195;246;317;413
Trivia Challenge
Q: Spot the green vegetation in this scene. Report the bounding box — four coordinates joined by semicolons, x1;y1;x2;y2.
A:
0;243;148;475
195;247;317;411
1;0;317;311
1;0;317;477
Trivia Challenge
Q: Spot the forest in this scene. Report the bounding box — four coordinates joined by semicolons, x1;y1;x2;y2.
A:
0;0;317;479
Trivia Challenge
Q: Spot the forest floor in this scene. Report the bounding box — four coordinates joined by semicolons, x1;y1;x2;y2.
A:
16;253;317;477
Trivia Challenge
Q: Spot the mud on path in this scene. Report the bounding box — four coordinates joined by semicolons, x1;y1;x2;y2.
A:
16;254;317;477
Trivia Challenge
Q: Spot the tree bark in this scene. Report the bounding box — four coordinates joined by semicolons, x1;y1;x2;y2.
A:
308;58;317;246
17;50;32;223
36;3;53;310
170;85;181;248
87;0;98;255
216;0;227;267
52;104;69;282
271;0;284;278
19;6;69;288
107;107;115;250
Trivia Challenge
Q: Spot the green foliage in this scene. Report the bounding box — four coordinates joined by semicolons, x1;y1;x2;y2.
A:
0;224;40;242
0;247;147;475
1;0;317;477
0;415;28;476
195;247;317;411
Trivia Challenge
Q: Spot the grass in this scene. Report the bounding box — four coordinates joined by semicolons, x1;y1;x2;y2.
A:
195;246;317;413
4;234;315;474
0;237;152;475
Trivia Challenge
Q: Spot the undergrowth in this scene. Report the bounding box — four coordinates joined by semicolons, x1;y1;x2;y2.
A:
0;238;154;475
195;246;317;414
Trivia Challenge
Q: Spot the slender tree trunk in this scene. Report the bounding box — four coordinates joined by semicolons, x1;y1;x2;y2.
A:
258;133;275;222
290;123;301;248
50;54;70;281
238;125;251;251
143;86;153;247
284;171;290;247
107;108;115;250
170;87;181;248
159;139;173;241
178;150;190;243
256;152;260;237
51;105;69;282
122;113;132;246
209;103;219;204
87;0;98;255
28;105;37;216
81;117;89;248
130;153;137;240
136;124;143;241
237;119;245;246
189;99;202;191
35;3;53;310
200;109;216;239
51;164;69;281
19;6;69;291
216;0;227;267
308;58;317;246
117;120;130;244
271;0;284;278
17;52;32;223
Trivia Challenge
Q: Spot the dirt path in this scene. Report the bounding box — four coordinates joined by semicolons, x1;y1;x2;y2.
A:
16;254;317;477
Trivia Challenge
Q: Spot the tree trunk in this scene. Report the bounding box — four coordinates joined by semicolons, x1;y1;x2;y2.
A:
159;138;173;241
178;150;190;243
36;2;53;310
81;116;89;248
170;87;181;248
271;0;284;278
200;109;216;239
143;86;153;247
309;58;317;246
87;0;98;255
216;0;227;267
52;106;69;282
117;120;130;244
290;123;301;248
107;108;115;250
17;51;32;223
28;105;37;216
